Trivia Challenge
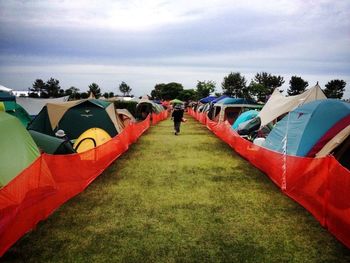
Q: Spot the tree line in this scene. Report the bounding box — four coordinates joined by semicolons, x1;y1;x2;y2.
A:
150;72;347;102
28;78;132;99
28;73;347;102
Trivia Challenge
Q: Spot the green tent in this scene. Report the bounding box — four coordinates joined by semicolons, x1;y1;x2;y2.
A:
0;112;40;187
28;130;76;155
170;99;184;105
28;99;124;140
0;91;31;127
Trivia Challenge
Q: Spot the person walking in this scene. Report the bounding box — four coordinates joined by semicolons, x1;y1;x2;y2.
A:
171;104;184;135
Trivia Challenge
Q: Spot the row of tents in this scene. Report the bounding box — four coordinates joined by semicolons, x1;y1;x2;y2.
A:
0;91;167;188
192;84;349;170
189;85;350;248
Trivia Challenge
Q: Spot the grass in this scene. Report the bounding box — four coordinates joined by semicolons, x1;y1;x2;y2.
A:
2;115;350;262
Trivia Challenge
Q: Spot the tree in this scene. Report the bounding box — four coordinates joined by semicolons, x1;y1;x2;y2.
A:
178;89;197;101
221;72;249;98
109;92;114;98
119;81;132;96
103;92;109;99
248;72;285;101
254;72;284;91
323;79;346;99
150;82;184;100
287;76;308;96
247;82;270;102
42;78;61;98
88;83;101;98
29;79;46;97
80;92;89;99
196;80;216;99
65;86;80;100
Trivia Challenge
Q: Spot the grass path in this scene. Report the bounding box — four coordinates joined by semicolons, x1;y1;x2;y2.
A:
3;115;350;262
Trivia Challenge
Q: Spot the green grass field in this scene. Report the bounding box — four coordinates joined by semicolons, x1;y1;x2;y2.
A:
2;115;350;262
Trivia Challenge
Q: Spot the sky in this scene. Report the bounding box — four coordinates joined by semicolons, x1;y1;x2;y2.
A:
0;0;349;98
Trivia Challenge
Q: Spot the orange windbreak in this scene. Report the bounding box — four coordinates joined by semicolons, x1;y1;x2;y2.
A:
152;111;168;125
0;112;167;256
188;108;350;248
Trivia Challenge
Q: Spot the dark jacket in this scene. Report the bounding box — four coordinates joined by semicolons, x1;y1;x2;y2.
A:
172;109;184;122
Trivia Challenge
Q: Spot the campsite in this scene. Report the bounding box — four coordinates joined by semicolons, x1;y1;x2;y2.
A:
1;1;350;262
1;81;350;262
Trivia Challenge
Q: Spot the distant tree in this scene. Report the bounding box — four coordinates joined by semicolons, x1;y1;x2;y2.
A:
103;92;109;99
287;76;308;96
178;89;197;101
88;83;101;98
80;92;89;99
109;92;114;98
119;81;132;96
248;72;285;101
150;82;184;100
29;79;46;97
214;92;222;97
42;78;61;98
323;79;346;99
65;86;80;100
221;72;249;98
247;82;270;102
196;80;216;99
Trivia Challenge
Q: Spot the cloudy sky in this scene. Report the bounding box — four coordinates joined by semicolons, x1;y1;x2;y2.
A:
0;0;349;97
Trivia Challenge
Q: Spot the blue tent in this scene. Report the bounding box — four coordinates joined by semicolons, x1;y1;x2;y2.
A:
211;95;230;104
232;110;259;130
216;97;257;105
263;99;350;157
199;96;217;103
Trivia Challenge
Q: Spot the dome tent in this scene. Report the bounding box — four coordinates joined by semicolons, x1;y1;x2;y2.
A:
263;99;350;157
232;110;259;130
0;91;31;127
28;99;124;140
0;112;40;187
135;99;164;120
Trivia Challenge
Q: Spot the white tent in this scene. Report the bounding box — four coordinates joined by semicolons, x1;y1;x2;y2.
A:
258;84;327;127
0;85;13;93
17;96;69;116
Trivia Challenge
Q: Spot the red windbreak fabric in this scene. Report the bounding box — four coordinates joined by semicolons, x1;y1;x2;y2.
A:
188;108;350;248
152;111;169;125
0;112;167;256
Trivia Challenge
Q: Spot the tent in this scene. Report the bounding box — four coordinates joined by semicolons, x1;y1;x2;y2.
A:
211;95;230;104
73;127;112;153
28;99;124;139
0;91;15;101
0;85;13;93
17;96;69;117
0;112;40;187
135;99;164;120
116;108;136;127
263;99;350;157
232;110;259;130
199;96;217;103
29;130;76;155
0;91;31;126
258;84;326;127
170;99;184;105
212;98;262;124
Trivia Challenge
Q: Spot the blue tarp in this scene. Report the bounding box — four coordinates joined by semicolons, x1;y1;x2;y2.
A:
232;110;259;130
216;97;257;105
211;95;230;104
199;96;217;103
263;99;350;157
